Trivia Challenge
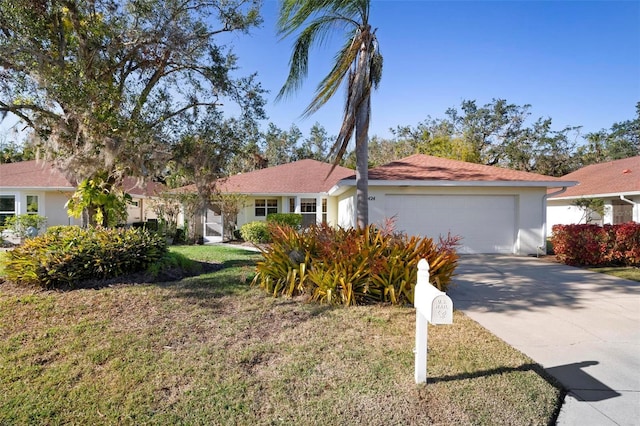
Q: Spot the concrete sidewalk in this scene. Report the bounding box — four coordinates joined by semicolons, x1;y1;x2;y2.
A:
448;255;640;426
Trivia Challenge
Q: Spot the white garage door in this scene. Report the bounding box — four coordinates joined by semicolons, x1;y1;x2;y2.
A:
385;194;516;254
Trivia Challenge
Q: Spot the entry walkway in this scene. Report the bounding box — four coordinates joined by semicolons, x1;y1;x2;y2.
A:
448;255;640;426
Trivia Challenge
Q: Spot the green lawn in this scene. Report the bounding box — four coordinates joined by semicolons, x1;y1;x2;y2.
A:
589;266;640;282
0;245;562;425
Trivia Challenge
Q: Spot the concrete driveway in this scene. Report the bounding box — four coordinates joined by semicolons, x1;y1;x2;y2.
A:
448;255;640;426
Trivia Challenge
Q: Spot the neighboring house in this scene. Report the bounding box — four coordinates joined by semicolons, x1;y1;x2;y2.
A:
198;159;354;243
547;156;640;233
208;155;576;255
0;160;162;230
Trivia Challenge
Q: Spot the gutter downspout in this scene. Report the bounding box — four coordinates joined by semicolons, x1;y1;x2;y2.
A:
541;187;568;256
619;195;638;223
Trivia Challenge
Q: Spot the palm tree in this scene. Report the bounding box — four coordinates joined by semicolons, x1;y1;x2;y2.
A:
276;0;382;227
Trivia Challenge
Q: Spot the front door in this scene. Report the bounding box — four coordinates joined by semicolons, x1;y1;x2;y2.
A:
204;204;223;243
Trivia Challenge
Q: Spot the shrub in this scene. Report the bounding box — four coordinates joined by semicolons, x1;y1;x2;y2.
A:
2;226;167;288
551;223;640;266
2;214;47;238
252;223;460;306
267;213;302;229
240;221;271;244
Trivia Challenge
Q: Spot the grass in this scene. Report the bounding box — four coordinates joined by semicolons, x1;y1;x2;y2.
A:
0;245;563;425
588;266;640;282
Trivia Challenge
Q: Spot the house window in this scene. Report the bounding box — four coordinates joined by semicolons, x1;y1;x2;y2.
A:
301;198;316;227
0;195;16;226
289;198;295;213
255;199;278;217
322;198;327;224
26;195;39;214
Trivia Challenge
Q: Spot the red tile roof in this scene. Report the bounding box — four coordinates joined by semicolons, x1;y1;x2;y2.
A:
217;159;354;194
0;160;163;196
549;156;640;198
365;154;569;183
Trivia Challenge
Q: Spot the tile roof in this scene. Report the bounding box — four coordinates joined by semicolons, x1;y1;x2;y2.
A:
0;160;73;188
549;156;640;198
364;154;569;183
0;160;163;196
217;159;354;194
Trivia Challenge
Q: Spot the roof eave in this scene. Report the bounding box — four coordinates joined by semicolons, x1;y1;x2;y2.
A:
329;179;578;195
0;186;75;191
550;190;640;200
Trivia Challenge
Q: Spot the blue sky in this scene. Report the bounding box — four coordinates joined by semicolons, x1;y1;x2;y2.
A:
223;0;640;141
1;1;637;146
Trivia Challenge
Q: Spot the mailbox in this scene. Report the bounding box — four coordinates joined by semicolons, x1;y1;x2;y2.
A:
414;259;453;324
414;259;453;383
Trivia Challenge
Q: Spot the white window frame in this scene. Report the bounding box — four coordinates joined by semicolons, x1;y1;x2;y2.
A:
0;193;17;226
255;198;278;217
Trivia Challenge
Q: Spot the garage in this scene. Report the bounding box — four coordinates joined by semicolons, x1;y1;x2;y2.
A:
331;154;577;255
384;194;517;254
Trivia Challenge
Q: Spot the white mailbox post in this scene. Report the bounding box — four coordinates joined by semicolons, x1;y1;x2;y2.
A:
414;259;453;384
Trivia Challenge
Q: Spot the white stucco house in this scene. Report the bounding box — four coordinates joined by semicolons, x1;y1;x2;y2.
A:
547;156;640;234
0;160;162;231
206;155;577;255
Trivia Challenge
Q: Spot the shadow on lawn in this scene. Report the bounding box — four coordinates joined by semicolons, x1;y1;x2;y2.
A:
155;250;263;308
429;359;621;424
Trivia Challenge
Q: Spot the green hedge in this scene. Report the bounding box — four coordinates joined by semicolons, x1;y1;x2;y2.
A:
2;226;167;288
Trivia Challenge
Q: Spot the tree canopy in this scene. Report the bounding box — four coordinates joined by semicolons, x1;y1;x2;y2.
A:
0;0;265;223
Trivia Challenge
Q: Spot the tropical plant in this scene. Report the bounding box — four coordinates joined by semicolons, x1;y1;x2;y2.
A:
276;0;382;227
252;223;460;306
66;173;131;227
2;226;166;288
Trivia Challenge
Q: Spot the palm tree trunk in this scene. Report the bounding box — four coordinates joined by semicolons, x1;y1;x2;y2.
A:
355;95;370;228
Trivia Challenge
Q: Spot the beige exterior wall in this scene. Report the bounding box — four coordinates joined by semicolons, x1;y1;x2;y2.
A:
44;191;80;227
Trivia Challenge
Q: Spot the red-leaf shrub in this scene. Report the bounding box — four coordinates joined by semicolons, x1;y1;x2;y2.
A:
551;223;640;266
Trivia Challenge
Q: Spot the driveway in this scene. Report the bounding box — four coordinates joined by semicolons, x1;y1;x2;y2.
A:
448;255;640;426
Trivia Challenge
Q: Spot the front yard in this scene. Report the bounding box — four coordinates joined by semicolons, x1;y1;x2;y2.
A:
0;245;562;425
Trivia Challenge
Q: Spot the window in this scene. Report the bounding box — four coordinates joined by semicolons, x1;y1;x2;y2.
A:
0;195;16;226
26;195;39;214
301;198;316;227
255;199;278;217
322;198;327;224
289;198;295;213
